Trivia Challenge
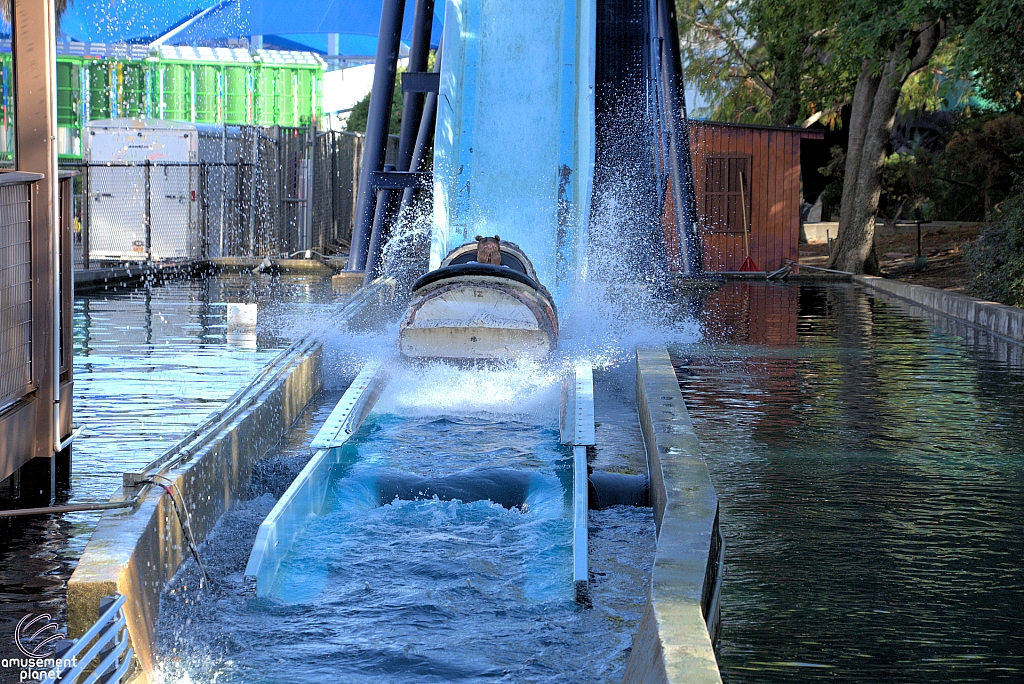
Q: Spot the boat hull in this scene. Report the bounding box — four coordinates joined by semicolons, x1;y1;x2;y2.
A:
399;275;557;360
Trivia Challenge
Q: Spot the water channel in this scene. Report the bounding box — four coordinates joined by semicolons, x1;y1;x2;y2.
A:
0;274;335;663
675;282;1024;683
4;277;1023;683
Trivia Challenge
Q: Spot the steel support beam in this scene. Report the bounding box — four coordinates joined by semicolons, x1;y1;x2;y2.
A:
347;0;407;272
396;0;435;173
401;41;442;209
656;0;703;277
363;0;435;283
13;0;61;490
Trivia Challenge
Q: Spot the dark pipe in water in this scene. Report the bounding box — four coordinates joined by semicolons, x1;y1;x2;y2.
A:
588;471;650;510
374;468;649;511
377;468;535;510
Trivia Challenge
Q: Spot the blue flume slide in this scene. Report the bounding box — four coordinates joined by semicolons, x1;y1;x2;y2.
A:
429;0;596;306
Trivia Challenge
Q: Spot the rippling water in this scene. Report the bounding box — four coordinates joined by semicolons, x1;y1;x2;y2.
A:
673;282;1024;683
157;362;655;683
0;274;334;663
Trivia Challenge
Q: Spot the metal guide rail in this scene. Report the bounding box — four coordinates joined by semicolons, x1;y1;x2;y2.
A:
244;359;388;595
560;364;595;602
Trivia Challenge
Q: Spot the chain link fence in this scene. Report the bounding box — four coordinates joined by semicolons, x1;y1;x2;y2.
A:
64;126;390;268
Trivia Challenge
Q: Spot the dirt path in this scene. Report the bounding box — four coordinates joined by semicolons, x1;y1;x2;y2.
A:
798;222;981;292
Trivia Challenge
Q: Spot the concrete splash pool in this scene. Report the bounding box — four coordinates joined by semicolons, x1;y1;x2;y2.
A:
0;274;336;663
155;361;658;683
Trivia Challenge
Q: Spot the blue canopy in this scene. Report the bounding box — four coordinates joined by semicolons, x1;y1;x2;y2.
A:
35;0;442;57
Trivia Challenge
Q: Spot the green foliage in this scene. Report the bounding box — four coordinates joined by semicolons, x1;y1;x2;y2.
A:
676;0;849;126
877;153;931;228
957;0;1024;112
930;113;1024;220
345;69;405;134
966;188;1024;306
897;39;976;114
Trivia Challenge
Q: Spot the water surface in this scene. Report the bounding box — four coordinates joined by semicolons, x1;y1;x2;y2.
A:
673;282;1024;683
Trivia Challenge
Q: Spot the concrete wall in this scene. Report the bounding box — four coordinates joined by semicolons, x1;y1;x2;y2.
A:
623;348;722;684
855;276;1024;344
67;346;323;679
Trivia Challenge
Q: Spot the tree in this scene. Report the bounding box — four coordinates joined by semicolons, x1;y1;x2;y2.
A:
933;113;1024;221
0;0;70;26
676;0;847;126
346;73;405;135
827;4;951;274
958;0;1024;112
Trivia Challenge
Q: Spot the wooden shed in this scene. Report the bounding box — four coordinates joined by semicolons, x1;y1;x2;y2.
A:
687;121;824;272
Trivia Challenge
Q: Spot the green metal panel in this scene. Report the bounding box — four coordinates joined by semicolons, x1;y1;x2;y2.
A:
254;67;277;127
276;68;296;127
195;65;221;123
56;59;80;127
0;55;12;158
88;61;112;120
224;66;250;125
118;62;148;118
296;69;315;126
161;63;192;122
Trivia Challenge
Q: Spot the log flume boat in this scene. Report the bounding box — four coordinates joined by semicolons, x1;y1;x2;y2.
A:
398;236;558;361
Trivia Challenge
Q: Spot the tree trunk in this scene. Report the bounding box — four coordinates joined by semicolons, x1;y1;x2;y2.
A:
828;22;944;274
837;61;879;235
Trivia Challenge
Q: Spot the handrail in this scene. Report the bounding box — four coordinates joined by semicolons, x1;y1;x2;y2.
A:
0;170;45;185
42;594;133;684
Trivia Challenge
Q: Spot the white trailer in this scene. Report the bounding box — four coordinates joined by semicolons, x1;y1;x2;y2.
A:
85;119;200;263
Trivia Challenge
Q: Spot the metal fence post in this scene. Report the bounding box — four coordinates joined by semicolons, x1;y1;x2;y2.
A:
144;160;152;263
82;163;90;270
248;129;257;256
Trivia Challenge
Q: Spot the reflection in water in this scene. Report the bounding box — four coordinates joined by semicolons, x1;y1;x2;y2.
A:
0;274;335;662
675;282;1024;683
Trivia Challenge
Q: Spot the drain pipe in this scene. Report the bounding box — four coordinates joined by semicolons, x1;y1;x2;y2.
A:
347;0;407;272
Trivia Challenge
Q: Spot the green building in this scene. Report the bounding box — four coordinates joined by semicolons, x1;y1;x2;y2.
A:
0;40;324;159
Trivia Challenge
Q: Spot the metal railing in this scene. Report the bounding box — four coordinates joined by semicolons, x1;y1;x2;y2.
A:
42;594;133;684
0;174;35;411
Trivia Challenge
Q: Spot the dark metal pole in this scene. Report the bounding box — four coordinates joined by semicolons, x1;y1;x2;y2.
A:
401;40;442;209
396;0;434;172
82;164;90;270
364;164;396;283
657;0;702;277
347;0;407;272
145;160;152;263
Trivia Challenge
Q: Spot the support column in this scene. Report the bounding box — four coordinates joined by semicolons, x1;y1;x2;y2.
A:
13;0;61;504
657;0;702;277
401;41;442;209
346;0;406;272
395;0;435;174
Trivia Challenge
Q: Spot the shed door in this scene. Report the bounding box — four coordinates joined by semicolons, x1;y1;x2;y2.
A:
702;155;752;234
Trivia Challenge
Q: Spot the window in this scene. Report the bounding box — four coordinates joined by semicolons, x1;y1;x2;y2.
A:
702;155;752;234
